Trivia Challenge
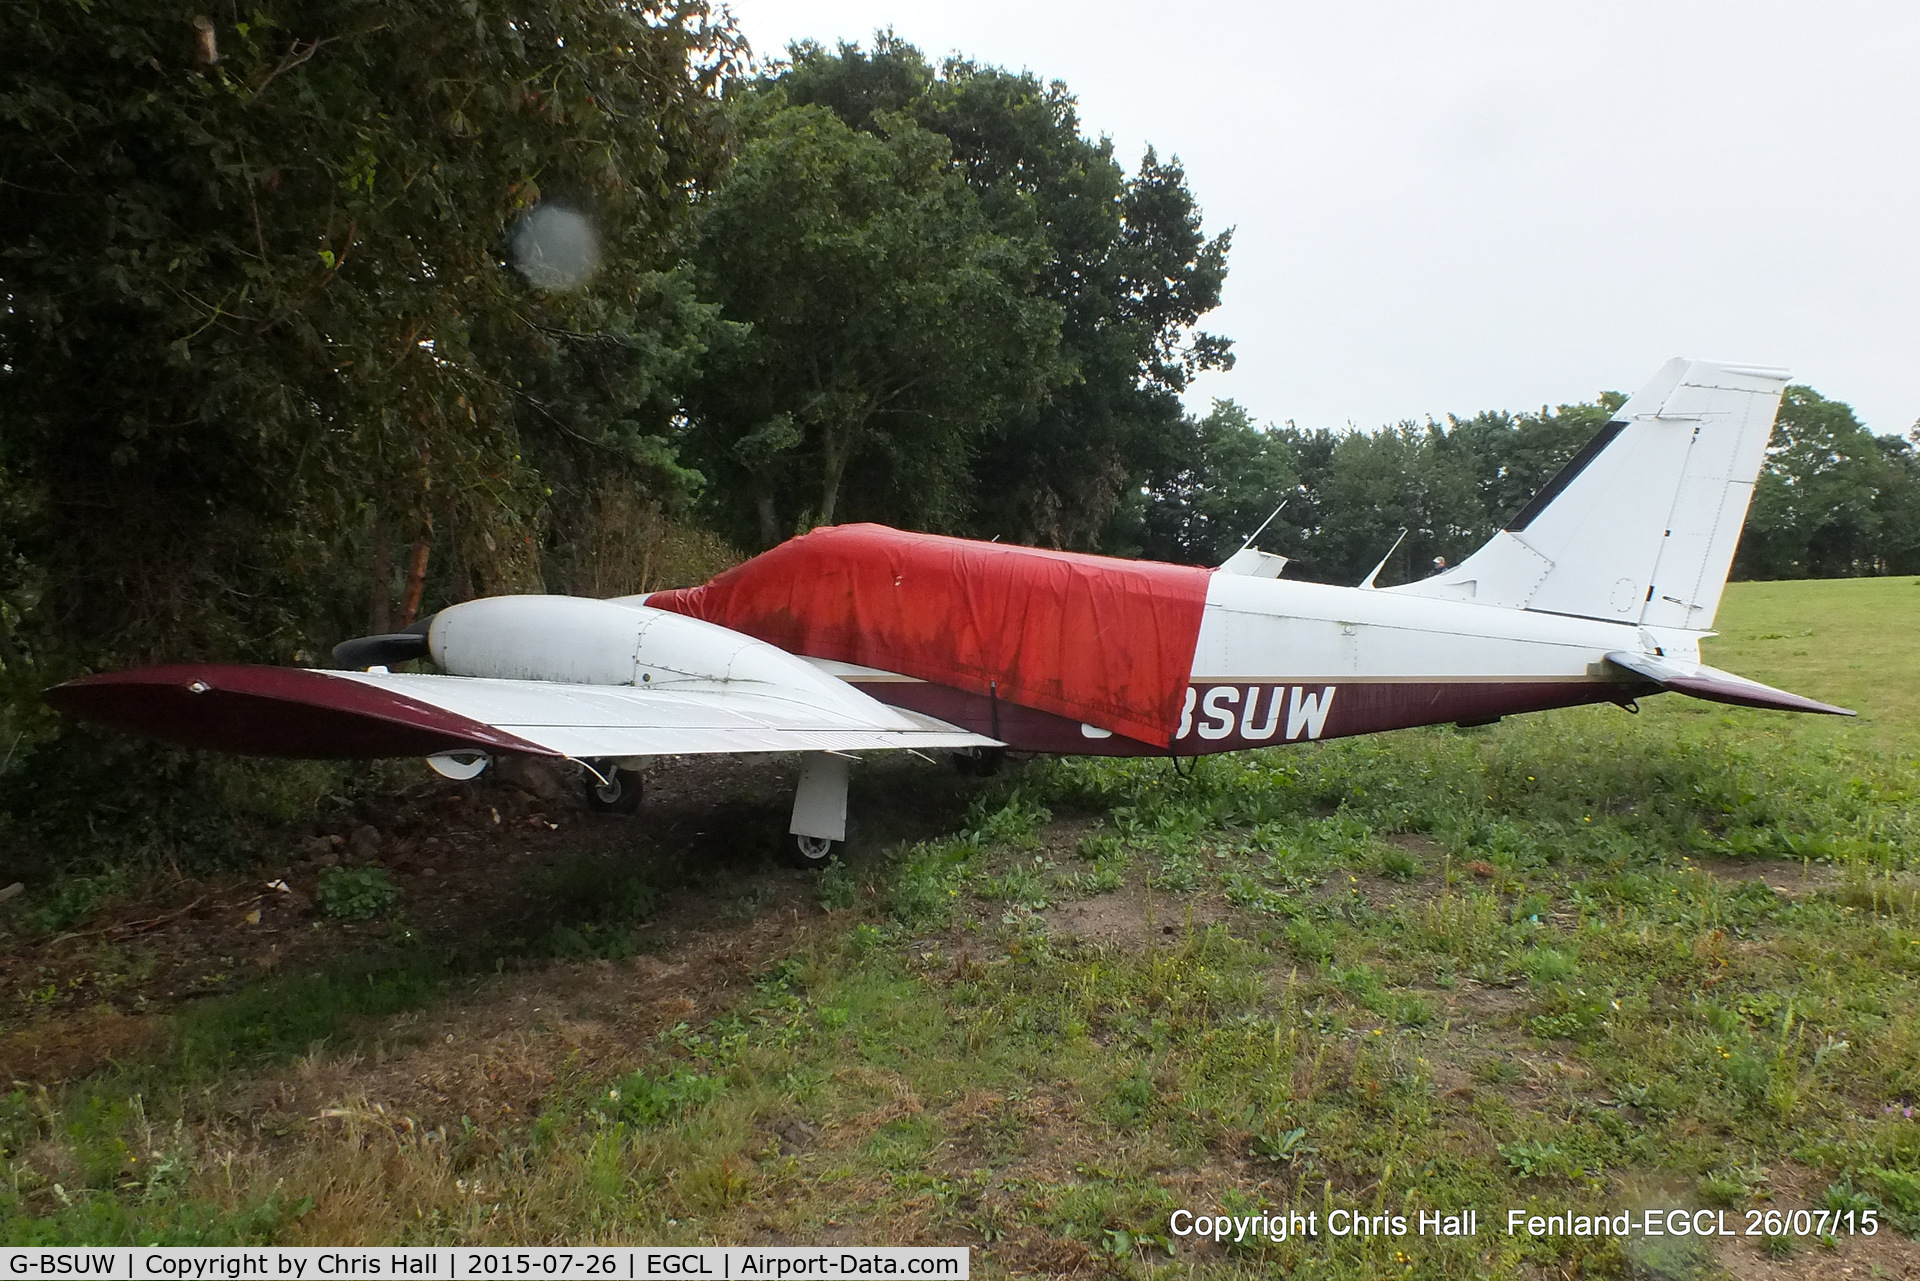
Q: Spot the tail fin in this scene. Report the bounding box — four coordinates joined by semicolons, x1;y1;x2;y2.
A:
1391;358;1788;629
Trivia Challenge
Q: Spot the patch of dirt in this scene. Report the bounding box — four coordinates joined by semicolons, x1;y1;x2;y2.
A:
937;1086;1084;1178
262;918;820;1133
1045;886;1227;949
1331;870;1438;912
1716;1237;1919;1280
1713;1163;1920;1279
1691;856;1849;899
989;1235;1096;1276
0;1007;164;1083
1450;983;1528;1019
1310;834;1454;912
1387;833;1447;859
1033;815;1105;858
1425;1057;1474;1098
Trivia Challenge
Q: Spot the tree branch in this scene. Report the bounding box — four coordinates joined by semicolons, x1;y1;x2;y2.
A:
248;35;335;104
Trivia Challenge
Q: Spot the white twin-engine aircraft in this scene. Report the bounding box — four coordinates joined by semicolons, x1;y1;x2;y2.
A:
51;359;1851;862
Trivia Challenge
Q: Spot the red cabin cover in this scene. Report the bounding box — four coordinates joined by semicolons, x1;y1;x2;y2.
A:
645;524;1211;746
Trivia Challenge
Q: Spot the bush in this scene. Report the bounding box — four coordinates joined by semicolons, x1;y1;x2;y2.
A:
0;716;350;882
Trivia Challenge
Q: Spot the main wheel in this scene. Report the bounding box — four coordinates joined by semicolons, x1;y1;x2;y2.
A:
953;746;1006;777
583;762;644;814
788;834;841;867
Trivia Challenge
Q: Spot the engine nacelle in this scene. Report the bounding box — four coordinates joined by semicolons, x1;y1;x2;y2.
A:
424;595;865;704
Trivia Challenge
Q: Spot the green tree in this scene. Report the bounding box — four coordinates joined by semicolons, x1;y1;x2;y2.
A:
775;37;1233;548
1173;394;1630;586
1309;424;1486;587
1866;431;1920;574
1138;401;1300;564
0;0;738;670
682;100;1066;545
1444;393;1627;530
1737;387;1908;579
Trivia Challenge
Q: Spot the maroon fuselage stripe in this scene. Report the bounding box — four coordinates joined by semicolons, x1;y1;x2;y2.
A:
859;678;1650;756
44;666;558;760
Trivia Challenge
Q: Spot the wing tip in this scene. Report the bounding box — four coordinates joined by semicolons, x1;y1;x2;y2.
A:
44;664;555;759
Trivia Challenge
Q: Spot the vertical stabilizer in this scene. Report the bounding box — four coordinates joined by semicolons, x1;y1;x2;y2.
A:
1390;359;1788;629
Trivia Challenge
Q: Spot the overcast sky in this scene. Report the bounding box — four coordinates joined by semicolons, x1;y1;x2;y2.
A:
723;1;1920;436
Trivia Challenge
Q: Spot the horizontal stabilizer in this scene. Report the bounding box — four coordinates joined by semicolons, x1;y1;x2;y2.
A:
1604;651;1854;716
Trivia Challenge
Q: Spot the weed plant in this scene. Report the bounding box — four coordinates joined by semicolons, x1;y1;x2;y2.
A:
315;866;401;922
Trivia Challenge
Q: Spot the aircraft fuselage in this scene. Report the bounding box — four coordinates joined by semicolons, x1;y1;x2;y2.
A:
828;572;1665;756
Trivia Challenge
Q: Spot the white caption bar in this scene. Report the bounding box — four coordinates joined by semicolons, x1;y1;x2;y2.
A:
0;1248;970;1281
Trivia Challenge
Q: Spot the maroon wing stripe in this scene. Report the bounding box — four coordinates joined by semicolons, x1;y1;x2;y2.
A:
44;665;558;760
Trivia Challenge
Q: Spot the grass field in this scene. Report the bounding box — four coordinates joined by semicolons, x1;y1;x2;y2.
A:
1705;576;1920;748
2;578;1918;1278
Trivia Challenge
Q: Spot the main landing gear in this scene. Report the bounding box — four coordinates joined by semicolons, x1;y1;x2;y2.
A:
430;750;849;867
582;760;645;814
785;752;849;867
791;833;838;865
952;746;1006;777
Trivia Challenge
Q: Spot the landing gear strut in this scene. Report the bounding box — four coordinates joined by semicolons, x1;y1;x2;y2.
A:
582;760;644;814
787;752;849;867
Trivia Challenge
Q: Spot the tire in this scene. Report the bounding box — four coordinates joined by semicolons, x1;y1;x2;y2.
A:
583;763;644;814
787;833;841;867
953;746;1006;777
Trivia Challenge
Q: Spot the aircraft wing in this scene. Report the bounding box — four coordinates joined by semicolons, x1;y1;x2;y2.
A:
45;664;1000;761
1604;651;1854;716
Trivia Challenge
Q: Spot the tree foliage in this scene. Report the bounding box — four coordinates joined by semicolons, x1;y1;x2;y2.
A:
0;0;740;870
1144;388;1919;587
681;98;1065;544
1142;396;1621;583
1737;387;1920;578
0;0;740;671
685;34;1232;550
1137;401;1299;565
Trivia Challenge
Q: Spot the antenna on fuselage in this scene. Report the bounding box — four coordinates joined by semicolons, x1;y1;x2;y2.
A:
1216;501;1293;579
1236;500;1288;553
1357;528;1409;590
